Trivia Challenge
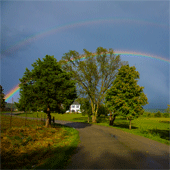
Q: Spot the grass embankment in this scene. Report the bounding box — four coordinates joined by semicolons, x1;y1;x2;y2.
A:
1;114;80;169
14;112;170;145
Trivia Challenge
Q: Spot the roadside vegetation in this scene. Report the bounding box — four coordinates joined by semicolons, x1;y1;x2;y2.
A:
1;114;80;169
13;110;170;145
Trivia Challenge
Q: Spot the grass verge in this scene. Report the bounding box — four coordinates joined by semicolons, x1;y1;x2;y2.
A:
1;114;80;169
93;116;170;145
13;112;170;145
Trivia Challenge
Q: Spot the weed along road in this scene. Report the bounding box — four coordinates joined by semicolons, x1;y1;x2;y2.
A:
54;120;169;169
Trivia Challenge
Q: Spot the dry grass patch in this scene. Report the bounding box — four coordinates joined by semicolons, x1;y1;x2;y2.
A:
1;115;80;169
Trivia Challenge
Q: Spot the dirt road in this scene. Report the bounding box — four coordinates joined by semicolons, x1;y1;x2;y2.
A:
54;120;169;169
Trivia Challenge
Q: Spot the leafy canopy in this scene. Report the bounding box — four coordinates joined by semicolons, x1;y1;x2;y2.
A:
105;64;148;120
76;97;92;116
60;47;128;119
18;55;77;113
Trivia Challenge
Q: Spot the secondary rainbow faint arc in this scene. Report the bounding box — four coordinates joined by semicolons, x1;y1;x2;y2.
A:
4;50;170;102
1;17;169;56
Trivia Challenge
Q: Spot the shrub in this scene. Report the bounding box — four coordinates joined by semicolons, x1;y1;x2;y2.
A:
163;112;170;118
154;111;162;117
97;104;109;117
144;112;154;117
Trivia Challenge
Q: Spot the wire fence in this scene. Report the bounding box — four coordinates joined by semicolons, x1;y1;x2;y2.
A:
1;112;55;129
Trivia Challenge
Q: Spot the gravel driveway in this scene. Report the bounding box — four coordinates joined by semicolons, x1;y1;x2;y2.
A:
55;120;169;169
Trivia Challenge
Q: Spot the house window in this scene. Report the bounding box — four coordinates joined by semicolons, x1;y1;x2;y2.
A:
72;105;75;108
76;105;79;108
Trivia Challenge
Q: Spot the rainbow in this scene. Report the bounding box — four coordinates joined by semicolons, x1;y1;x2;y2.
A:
3;18;169;102
5;84;20;102
5;50;170;102
1;18;169;56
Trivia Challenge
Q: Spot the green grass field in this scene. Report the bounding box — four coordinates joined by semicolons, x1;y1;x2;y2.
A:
1;114;80;169
13;111;170;145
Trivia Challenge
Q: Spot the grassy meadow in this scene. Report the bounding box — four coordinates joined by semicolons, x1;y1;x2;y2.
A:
1;114;80;169
13;111;170;145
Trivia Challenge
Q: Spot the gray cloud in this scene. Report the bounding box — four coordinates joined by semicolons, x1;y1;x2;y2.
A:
1;26;36;58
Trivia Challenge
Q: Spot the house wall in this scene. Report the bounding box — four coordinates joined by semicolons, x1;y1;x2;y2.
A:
70;104;81;113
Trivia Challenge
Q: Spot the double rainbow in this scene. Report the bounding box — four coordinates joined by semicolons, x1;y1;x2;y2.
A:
3;18;169;102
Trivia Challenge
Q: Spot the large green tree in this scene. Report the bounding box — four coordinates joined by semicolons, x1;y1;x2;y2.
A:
19;55;77;127
0;85;6;111
105;64;148;129
60;47;128;123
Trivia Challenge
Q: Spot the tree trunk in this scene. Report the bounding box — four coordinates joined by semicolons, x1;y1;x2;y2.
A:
92;115;96;123
129;119;131;130
88;116;90;123
109;114;117;126
45;107;51;128
90;98;96;123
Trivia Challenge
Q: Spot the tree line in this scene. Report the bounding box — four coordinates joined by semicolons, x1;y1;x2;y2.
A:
2;46;168;129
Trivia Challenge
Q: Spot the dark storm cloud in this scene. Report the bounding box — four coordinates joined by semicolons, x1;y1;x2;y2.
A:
1;1;169;110
1;26;36;58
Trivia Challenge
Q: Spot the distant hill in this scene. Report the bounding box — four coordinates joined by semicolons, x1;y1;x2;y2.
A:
144;108;166;113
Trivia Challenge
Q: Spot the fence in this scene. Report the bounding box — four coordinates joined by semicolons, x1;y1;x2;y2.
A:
2;112;55;128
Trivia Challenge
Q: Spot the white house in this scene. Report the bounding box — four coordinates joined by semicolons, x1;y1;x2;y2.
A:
66;101;81;113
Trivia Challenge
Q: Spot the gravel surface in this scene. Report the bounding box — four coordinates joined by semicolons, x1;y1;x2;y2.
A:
55;120;169;169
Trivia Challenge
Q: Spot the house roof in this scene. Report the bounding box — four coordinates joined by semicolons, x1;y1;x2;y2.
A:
71;101;80;105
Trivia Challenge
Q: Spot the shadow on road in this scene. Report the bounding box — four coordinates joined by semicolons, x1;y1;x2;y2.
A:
56;121;92;129
65;145;169;169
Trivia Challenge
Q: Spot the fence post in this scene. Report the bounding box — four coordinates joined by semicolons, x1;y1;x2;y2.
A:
53;116;55;124
10;98;13;128
25;111;27;126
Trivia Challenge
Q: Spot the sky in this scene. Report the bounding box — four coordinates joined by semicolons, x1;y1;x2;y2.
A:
1;1;169;109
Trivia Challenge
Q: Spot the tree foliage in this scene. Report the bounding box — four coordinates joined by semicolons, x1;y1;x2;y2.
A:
105;64;148;129
165;104;170;114
76;97;92;122
97;103;109;117
164;104;170;118
0;85;6;111
19;55;77;127
60;47;128;123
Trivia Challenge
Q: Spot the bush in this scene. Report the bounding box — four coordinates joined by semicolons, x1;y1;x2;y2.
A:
97;104;109;117
143;112;154;117
154;111;162;117
163;112;170;118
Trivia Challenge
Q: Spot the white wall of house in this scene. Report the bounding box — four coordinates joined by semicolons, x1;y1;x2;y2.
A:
70;104;81;113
